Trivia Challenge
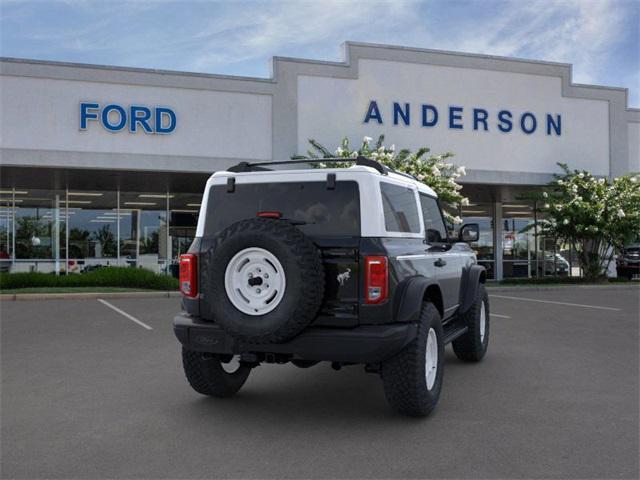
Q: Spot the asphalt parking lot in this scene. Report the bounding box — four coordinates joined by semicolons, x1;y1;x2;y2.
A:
1;286;638;479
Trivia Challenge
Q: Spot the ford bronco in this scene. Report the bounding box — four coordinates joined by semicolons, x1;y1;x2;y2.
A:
173;157;489;416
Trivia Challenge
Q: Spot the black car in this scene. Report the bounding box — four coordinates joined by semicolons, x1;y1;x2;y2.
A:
617;243;640;280
173;157;489;417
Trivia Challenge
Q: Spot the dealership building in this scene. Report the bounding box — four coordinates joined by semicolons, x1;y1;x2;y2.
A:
1;42;638;279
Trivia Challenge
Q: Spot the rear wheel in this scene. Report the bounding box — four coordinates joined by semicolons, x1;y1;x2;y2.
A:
452;283;490;362
182;348;251;397
381;302;444;417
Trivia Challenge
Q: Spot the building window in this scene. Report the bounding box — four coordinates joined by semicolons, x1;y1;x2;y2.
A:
66;190;118;272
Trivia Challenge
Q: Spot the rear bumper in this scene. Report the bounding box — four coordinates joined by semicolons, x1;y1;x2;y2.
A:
173;314;417;364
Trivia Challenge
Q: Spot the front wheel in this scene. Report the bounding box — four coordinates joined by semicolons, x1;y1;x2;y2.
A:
182;348;251;397
381;302;444;417
452;283;490;362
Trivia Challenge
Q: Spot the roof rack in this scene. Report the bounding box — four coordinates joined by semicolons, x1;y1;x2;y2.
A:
227;156;387;174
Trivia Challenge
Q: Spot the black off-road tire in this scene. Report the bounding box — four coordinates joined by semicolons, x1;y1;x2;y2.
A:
182;348;251;397
452;283;490;362
200;218;324;344
381;302;444;417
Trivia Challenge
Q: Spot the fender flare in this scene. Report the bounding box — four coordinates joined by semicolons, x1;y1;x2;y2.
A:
458;264;487;314
394;275;443;323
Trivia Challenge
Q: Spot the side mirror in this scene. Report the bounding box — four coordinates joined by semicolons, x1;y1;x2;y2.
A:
459;223;479;243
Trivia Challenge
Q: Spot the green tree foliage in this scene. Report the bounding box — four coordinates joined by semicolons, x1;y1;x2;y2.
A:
537;163;640;279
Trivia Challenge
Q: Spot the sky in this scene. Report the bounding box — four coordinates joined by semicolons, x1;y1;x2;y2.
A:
1;0;639;106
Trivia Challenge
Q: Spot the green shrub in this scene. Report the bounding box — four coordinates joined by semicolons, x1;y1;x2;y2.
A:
0;267;179;290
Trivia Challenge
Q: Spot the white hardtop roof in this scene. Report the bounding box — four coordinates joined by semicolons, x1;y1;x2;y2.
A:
209;164;438;197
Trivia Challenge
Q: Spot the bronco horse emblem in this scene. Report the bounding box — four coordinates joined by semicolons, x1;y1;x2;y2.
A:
336;268;351;286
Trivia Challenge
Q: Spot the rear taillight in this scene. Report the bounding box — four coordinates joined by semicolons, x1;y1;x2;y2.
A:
179;254;197;297
365;256;388;304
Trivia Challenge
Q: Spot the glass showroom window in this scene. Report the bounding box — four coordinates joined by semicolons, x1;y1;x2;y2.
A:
66;190;118;273
502;202;536;278
13;189;66;273
168;192;200;277
460;203;495;280
120;192;169;274
0;190;16;273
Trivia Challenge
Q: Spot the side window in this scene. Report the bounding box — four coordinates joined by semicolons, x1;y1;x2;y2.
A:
380;182;421;233
419;194;448;243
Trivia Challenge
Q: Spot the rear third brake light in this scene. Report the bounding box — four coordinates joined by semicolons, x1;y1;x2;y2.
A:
179;254;197;297
365;256;388;304
257;211;282;218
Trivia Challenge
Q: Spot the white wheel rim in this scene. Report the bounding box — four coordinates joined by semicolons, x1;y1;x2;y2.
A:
221;355;241;374
479;301;486;343
224;247;286;316
425;328;438;390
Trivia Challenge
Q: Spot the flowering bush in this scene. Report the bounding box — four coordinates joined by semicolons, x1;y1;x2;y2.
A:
294;135;468;224
537;163;640;279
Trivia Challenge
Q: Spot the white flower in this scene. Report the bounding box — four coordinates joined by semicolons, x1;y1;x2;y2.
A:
461;197;470;206
453;216;462;224
456;166;466;176
542;191;548;198
390;144;395;152
557;179;564;185
617;209;625;218
563;219;569;225
544;203;550;209
363;136;372;144
350;151;358;159
631;176;638;183
555;205;563;211
578;172;584;178
431;166;440;176
335;147;343;156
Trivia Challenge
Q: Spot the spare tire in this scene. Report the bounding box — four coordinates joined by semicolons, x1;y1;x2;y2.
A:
202;218;324;343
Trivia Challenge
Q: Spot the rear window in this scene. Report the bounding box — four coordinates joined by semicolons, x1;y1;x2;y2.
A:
380;182;420;233
205;181;360;237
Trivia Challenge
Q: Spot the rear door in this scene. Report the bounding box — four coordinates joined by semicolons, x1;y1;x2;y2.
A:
419;194;461;316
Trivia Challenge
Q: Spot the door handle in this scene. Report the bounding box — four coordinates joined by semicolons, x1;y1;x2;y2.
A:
434;258;447;267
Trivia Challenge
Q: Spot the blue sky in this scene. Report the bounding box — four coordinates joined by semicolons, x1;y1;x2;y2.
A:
1;0;639;106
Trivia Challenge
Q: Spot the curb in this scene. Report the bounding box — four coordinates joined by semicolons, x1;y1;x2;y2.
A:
487;283;640;293
0;291;181;301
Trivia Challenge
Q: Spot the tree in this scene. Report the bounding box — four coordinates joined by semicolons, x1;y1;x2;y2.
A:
294;135;469;224
92;225;116;257
536;163;640;279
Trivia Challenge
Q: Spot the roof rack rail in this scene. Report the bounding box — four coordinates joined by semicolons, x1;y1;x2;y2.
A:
227;156;387;174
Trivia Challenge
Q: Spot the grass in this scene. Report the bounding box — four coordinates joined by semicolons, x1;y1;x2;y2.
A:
0;267;179;291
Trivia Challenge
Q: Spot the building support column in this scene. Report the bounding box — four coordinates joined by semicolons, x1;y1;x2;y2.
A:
54;193;60;275
495;200;503;281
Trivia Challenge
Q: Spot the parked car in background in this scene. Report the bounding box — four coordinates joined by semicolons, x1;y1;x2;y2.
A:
617;243;640;280
537;252;570;276
0;250;11;273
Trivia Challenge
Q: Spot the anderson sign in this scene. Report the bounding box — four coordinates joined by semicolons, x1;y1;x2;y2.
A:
363;100;562;136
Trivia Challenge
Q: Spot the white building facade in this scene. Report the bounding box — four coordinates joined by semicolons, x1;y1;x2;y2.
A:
1;42;638;279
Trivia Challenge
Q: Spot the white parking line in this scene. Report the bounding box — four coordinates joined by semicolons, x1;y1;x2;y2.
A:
97;299;153;330
490;313;511;319
490;294;621;311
